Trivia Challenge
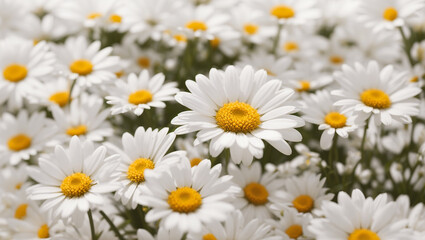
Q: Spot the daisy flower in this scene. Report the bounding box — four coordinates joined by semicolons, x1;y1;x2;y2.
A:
270;207;313;240
50;94;113;143
0;37;55;109
278;30;326;62
0;110;57;166
227;161;285;220
172;65;304;165
26;76;73;108
114;42;162;74
26;136;120;220
237;51;292;79
0;165;30;196
332;61;422;126
105;70;179;116
411;40;425;66
308;189;415;240
53;36;120;87
139;160;235;233
0;0;34;38
175;136;209;168
301;90;357;150
137;227;184;240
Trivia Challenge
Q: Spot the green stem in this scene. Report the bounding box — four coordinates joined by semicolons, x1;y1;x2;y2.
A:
272;23;283;56
100;210;125;240
398;26;415;67
67;77;77;106
360;118;370;167
87;209;96;240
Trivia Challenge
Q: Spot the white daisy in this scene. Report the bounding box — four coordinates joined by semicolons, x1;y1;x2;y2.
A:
412;40;425;66
137;227;184;240
290;144;322;172
332;61;422;126
278;30;326;62
26;76;73;108
26;136;120;220
172;65;304;165
113;42;162;74
308;189;415;240
228;161;285;220
282;63;332;95
139;159;235;233
105;70;179;116
0;165;30;196
270;207;313;240
175;137;209;168
0;0;34;38
0;110;57;166
53;36;120;87
237;51;292;79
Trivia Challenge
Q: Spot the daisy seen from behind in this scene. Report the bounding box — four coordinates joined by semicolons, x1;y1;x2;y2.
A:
172;65;304;165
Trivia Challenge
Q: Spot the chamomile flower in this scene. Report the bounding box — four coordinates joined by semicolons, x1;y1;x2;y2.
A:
0;165;30;196
139;160;235;233
271;207;313;240
0;111;56;166
333;61;422;126
308;189;415;240
284;63;332;95
53;36;120;87
228;162;285;220
114;42;162;74
0;0;34;38
26;76;73;108
175;137;209;168
26;136;120;220
106;70;179;116
137;227;184;240
172;65;304;165
412;40;425;66
237;51;292;79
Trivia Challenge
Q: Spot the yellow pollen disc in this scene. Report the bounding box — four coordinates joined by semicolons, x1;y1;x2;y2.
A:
14;204;28;219
383;7;398;21
203;233;217;240
109;14;122;23
8;134;32;151
292;195;314;213
210;38;220;48
329;55;344;64
243;23;259;35
126;158;155;183
324;112;347;129
87;12;102;19
284;41;299;52
185;20;208;31
410;76;419;82
215;101;261;133
37;224;49;238
285;224;303;239
60;172;92;198
33;39;40;46
297;81;310;92
168;187;202;213
15;183;22;190
243;182;269;205
70;59;93;76
270;5;295;19
348;229;380;240
265;69;276;76
137;57;150;68
128;89;153;105
3;64;28;82
66;125;87;136
174;34;187;42
190;158;202;167
49;91;70;107
115;71;124;78
360;89;391;109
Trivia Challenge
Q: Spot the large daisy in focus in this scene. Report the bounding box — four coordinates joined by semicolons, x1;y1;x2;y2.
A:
333;61;421;126
172;65;304;165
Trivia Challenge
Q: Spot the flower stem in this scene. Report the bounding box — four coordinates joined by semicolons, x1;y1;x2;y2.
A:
272;23;283;56
100;210;125;240
87;209;96;240
360;118;370;167
398;26;415;67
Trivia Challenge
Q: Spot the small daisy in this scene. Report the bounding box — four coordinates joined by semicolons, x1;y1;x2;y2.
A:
237;51;292;79
137;227;184;240
26;136;120;220
411;40;425;66
139;159;235;233
282;63;332;96
308;189;415;240
172;65;304;165
278;30;326;62
271;207;313;240
228;161;285;220
0;110;57;166
175;137;209;168
53;36;120;87
332;61;422;126
290;144;322;172
26;76;74;108
0;0;34;38
114;42;162;74
106;70;179;116
0;165;30;196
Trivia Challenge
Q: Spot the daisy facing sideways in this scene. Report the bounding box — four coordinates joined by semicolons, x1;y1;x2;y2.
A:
172;65;304;165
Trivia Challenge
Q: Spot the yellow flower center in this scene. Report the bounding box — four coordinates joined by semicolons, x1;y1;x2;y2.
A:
128;89;153;105
284;42;299;52
329;55;344;64
203;233;217;240
60;172;93;198
270;5;295;19
137;57;150;68
127;158;155;183
243;23;259;35
174;34;188;42
215;101;261;133
14;204;28;219
49;91;70;107
292;195;314;213
87;12;102;19
190;158;202;167
15;183;22;190
109;14;122;23
348;229;380;240
185;21;208;31
66;125;87;136
383;7;398;21
324;112;347;129
265;69;276;76
8;134;32;151
243;182;269;205
210;38;220;48
410;76;419;82
360;89;391;109
297;81;310;92
70;59;93;76
115;71;124;78
285;224;303;239
37;224;49;238
168;187;202;213
3;64;28;82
